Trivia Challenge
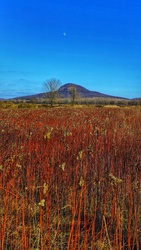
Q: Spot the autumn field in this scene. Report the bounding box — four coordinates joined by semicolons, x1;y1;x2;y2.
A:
0;106;141;250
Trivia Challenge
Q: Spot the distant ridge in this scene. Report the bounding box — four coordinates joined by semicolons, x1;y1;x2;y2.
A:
58;83;127;99
11;83;128;100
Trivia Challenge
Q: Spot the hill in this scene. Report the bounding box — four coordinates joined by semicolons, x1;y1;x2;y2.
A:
12;83;128;100
58;83;126;99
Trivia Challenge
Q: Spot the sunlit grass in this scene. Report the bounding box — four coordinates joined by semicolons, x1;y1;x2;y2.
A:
0;106;141;249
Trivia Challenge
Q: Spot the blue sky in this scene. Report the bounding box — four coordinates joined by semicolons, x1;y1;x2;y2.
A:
0;0;141;99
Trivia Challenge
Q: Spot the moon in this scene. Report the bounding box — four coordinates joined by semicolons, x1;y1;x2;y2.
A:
63;32;67;36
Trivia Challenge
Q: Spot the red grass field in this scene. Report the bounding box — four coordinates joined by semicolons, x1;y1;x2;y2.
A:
0;106;141;249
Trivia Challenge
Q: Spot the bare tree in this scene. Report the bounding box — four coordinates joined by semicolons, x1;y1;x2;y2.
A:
68;85;78;105
43;78;61;106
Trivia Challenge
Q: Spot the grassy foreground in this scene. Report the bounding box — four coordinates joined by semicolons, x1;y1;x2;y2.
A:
0;106;141;249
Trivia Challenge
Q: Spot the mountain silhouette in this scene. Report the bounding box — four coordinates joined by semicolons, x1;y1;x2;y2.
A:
58;83;124;99
12;83;127;100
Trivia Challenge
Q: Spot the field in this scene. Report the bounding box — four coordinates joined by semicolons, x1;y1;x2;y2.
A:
0;106;141;249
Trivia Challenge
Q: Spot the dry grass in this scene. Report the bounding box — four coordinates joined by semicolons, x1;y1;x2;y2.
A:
0;106;141;249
